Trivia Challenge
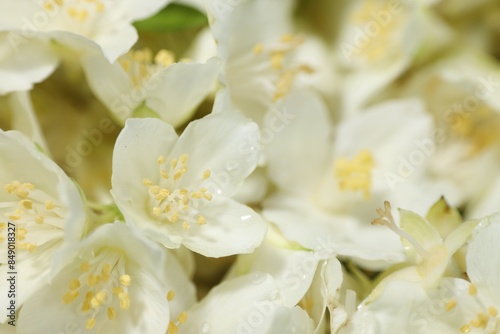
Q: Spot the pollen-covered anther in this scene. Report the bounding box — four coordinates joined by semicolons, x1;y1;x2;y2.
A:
334;149;374;198
119;275;131;286
120;48;176;87
145;154;213;227
253;43;264;54
169;310;189;334
167;290;176;301
469;284;478;296
445;300;457;311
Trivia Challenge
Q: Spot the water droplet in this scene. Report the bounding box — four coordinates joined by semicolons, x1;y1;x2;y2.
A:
251;272;266;285
201;322;211;333
240;214;252;221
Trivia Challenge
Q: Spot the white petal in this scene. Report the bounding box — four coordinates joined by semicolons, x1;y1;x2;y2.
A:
180;272;281;334
266;306;315;333
182;196;267;257
81;54;136;125
265;89;333;195
7;91;50;154
229;239;320;307
0;33;58;94
168;111;260;197
111;118;178;234
466;213;500;304
145;57;222;128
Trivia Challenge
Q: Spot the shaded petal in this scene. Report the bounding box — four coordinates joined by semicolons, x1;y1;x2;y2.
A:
145;57;222;128
466;214;500;304
265;89;333;195
0;33;58;94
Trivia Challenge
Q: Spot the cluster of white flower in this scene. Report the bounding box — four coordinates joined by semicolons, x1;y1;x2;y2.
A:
1;0;500;333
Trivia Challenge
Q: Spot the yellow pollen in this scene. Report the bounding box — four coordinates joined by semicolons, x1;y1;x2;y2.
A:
170;212;179;223
143;178;153;186
153;207;162;217
270;52;285;70
113;287;123;295
43;2;54;10
20;199;33;210
119;275;132;286
154;49;175;67
27;243;37;253
489;306;498;317
62;290;79;304
202;170;211;180
80;262;90;272
90;290;106;309
161;170;169;179
96;2;105;12
69;278;81;290
35;216;44;224
280;34;295;43
182;221;190;230
173;170;183;181
45;200;55;210
107;307;116;320
180;154;188;164
167;290;175;301
23;183;35;190
168;321;179;334
55;0;64;5
119;292;130;310
171;158;178;170
87;275;100;287
253;43;264;54
203;194;213;201
460;324;471;333
82;291;92;313
177;311;188;324
102;263;111;273
469;284;478;296
334;149;374;198
86;317;96;330
157;155;166;165
197;215;206;225
445;300;457;311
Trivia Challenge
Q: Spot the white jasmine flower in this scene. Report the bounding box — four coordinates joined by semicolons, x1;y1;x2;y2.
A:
17;222;196;334
263;90;458;268
0;130;86;322
82;49;221;127
111;112;267;257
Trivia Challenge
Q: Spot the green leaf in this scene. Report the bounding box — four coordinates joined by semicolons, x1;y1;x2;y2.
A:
133;4;208;32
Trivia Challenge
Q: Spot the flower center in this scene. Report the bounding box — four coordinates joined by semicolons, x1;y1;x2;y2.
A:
42;0;106;23
447;105;500;155
348;0;404;63
143;154;213;230
252;34;314;102
0;180;65;253
333;149;374;198
119;48;176;87
444;284;500;333
61;248;132;330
